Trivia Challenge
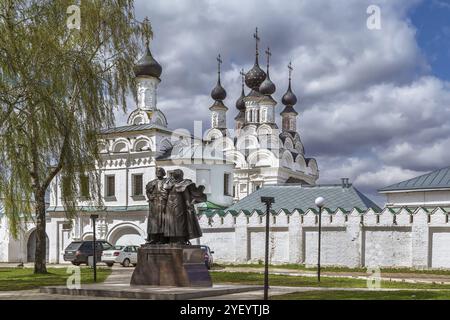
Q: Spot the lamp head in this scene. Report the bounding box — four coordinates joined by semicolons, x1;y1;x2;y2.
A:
261;196;275;205
315;197;325;208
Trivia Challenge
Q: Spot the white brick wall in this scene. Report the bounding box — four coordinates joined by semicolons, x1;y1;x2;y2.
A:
5;206;450;269
198;207;450;269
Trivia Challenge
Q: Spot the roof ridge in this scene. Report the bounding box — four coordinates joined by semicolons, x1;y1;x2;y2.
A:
379;166;450;192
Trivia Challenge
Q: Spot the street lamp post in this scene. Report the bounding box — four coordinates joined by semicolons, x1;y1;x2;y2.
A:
90;214;99;283
314;197;325;283
261;196;275;301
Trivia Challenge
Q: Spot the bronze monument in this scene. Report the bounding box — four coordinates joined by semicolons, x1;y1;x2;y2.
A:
145;167;167;244
131;167;211;287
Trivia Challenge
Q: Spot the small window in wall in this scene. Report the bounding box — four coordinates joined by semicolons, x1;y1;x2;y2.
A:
61;176;71;197
224;173;231;196
240;183;247;193
80;175;90;198
132;174;143;196
105;175;115;197
233;185;236;198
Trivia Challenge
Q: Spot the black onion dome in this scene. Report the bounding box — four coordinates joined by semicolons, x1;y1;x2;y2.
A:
245;63;266;90
134;46;162;79
211;80;227;101
282;82;297;106
259;74;276;95
235;87;246;111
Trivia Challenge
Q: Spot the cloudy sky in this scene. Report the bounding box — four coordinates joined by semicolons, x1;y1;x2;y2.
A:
118;0;450;205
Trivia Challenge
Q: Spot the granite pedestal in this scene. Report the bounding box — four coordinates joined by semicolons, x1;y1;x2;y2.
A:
130;244;212;287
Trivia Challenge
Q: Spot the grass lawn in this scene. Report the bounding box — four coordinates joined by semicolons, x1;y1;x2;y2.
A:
271;290;450;300
214;263;450;276
210;271;450;290
0;267;111;291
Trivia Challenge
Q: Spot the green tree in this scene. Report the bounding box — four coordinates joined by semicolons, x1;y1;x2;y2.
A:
0;0;150;273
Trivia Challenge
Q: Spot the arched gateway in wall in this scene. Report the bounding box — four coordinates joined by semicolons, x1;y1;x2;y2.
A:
26;229;49;263
107;224;145;246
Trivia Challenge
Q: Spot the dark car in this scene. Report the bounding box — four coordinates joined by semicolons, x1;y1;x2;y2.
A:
200;245;214;269
63;240;113;265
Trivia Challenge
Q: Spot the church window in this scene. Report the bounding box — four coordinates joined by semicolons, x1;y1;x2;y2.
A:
133;116;143;125
212;112;218;128
144;88;153;107
261;108;267;122
105;175;115;197
80;175;90;198
224;173;231;196
282;117;289;130
61;176;70;197
290;118;296;130
132;174;143;196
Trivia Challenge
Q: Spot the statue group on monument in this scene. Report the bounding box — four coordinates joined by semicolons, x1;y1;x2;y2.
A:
145;167;206;245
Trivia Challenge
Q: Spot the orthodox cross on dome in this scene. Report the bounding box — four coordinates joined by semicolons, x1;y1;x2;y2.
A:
265;47;272;74
253;27;260;63
217;54;223;83
288;61;293;82
240;68;245;88
142;17;153;48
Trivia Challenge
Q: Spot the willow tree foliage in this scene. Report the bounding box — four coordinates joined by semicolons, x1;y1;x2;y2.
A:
0;0;150;273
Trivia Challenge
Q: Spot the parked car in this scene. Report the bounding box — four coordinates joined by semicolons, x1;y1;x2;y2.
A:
63;240;113;266
102;245;139;267
200;245;214;269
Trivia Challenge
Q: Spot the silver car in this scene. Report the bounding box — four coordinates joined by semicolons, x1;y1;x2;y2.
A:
101;245;139;267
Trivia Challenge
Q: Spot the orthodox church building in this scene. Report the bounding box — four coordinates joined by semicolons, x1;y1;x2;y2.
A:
0;29;319;264
204;29;319;200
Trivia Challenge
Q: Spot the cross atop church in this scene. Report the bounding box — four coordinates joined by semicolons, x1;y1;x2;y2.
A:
142;17;153;48
265;47;272;69
254;27;260;58
217;54;222;81
288;61;293;80
240;68;245;87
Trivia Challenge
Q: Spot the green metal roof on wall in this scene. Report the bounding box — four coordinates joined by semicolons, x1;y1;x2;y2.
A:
197;201;226;210
225;184;381;213
379;166;450;192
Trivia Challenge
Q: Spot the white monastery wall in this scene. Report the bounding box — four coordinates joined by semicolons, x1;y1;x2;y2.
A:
197;207;450;269
6;206;450;269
